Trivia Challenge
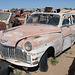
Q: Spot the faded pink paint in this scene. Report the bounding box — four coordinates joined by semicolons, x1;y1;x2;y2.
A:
1;12;75;68
60;9;75;14
1;24;60;47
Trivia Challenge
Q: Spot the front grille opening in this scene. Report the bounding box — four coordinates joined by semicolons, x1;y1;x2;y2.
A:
1;45;27;62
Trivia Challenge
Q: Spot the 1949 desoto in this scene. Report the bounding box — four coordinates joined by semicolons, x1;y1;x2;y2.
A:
0;12;75;72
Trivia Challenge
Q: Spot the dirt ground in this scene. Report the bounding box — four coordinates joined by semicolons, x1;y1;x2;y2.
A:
13;44;75;75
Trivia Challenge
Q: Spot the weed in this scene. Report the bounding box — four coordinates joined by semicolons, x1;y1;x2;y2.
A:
15;71;22;75
70;51;73;55
15;69;17;72
25;71;31;75
50;57;59;66
65;51;68;54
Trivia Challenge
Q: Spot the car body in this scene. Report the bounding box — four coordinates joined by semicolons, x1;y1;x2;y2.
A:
0;12;75;71
0;12;12;30
13;9;25;17
0;12;22;31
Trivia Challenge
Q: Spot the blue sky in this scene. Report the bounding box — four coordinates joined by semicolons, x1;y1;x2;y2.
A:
0;0;75;9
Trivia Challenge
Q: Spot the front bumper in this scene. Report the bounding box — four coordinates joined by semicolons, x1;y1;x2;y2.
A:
0;57;38;68
0;58;38;67
0;44;38;67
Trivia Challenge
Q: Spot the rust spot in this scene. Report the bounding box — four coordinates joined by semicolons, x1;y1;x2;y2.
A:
22;66;28;70
32;57;38;61
23;37;28;40
0;22;6;30
15;60;20;63
33;35;41;39
45;44;47;46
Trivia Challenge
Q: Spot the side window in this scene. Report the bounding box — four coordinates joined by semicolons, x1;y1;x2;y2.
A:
72;15;75;24
47;15;60;26
62;19;69;25
62;15;70;25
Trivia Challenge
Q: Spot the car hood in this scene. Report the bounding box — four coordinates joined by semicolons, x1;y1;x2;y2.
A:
0;24;60;46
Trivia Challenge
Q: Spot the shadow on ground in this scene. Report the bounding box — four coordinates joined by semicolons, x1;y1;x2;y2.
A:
28;65;39;72
68;58;75;75
11;64;39;72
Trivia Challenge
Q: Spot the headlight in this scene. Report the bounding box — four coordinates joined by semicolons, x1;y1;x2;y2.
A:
25;41;32;51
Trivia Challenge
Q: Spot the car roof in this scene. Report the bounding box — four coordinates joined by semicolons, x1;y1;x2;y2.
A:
31;12;75;16
0;12;11;14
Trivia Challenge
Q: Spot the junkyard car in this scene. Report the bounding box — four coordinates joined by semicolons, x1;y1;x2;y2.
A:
0;12;22;31
0;12;75;72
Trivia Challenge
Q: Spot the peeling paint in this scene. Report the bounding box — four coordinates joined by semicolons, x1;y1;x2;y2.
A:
0;12;75;68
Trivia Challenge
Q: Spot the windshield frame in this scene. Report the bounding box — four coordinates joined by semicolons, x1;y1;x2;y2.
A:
0;12;12;24
26;13;60;26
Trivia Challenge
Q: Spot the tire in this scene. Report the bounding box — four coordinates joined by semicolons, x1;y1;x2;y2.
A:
8;67;14;75
9;72;14;75
0;61;9;75
39;51;48;72
0;61;14;75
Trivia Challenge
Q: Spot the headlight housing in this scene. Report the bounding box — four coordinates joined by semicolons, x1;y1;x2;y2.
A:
25;41;32;51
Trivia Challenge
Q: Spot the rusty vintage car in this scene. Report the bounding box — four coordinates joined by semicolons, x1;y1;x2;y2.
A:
0;12;22;31
0;12;75;72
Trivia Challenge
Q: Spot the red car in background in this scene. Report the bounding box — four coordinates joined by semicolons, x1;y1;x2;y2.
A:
0;12;22;31
14;9;25;17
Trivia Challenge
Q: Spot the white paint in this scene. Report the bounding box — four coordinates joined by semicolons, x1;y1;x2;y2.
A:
34;36;48;41
4;34;12;36
14;32;24;36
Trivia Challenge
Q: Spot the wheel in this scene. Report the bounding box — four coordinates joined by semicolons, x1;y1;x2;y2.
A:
0;61;14;75
0;61;9;75
39;51;48;72
8;67;14;75
9;72;14;75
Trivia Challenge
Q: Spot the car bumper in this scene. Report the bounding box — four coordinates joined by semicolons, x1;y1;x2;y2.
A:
0;57;38;68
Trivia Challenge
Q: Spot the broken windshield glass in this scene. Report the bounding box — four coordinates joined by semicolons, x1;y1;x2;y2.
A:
26;14;60;26
0;13;10;20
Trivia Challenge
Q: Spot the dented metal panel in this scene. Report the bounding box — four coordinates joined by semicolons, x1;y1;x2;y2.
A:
0;12;75;68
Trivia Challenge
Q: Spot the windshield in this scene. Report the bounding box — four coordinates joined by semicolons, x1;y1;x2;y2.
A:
0;13;10;20
26;14;60;26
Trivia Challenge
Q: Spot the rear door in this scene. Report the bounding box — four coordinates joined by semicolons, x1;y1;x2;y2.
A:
69;15;75;44
61;14;72;51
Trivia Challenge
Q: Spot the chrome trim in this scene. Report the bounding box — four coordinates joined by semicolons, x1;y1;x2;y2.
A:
0;44;31;62
4;57;38;65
